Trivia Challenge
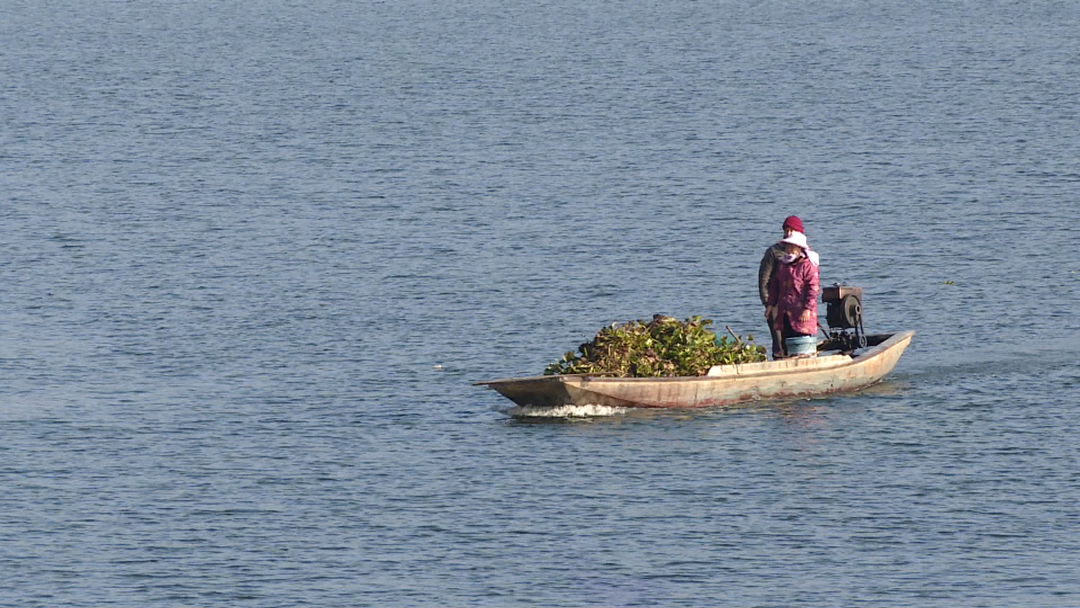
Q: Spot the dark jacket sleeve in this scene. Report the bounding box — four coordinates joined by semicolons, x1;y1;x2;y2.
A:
758;245;779;305
766;269;779;308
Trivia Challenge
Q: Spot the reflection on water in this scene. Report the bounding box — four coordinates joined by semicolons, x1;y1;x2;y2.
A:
502;384;912;421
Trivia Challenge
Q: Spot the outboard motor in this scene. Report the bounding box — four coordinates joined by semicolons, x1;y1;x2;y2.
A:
822;283;867;352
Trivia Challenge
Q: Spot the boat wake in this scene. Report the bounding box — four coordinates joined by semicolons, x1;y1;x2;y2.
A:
508;404;628;418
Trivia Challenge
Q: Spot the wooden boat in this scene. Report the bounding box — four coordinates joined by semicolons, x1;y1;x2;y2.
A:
474;331;914;409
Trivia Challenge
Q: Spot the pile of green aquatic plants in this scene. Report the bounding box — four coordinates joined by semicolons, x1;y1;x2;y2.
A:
544;315;766;378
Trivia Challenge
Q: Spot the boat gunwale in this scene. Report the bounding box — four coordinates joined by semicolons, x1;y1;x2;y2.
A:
474;330;914;387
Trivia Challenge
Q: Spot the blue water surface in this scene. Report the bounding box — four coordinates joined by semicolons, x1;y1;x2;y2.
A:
2;0;1079;606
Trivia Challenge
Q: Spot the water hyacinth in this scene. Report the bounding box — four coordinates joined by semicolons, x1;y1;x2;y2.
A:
543;315;766;377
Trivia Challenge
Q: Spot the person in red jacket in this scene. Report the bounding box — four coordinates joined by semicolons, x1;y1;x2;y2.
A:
765;230;820;358
758;215;805;358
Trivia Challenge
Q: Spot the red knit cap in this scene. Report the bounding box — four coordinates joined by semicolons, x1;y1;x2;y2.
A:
782;215;804;233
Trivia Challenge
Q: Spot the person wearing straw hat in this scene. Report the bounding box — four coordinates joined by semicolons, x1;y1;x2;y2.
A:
759;216;805;359
765;229;820;358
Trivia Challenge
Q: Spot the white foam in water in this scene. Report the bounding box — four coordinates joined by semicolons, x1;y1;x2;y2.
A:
508;404;627;418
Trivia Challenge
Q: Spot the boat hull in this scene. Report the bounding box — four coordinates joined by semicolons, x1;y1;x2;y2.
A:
475;331;914;409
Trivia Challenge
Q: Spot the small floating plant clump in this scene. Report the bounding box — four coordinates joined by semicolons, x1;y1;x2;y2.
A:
544;315;766;378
